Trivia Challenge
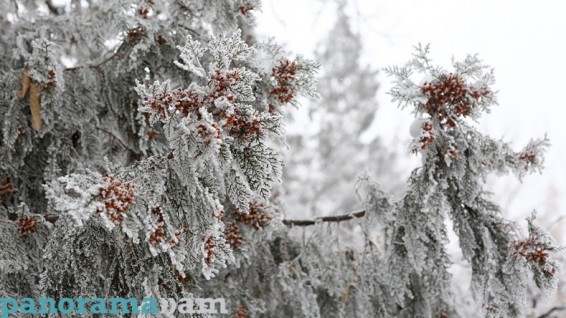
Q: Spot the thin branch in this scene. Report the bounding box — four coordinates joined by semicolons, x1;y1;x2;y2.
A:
62;24;201;72
44;214;59;223
0;213;59;225
96;126;139;155
283;210;366;226
45;0;60;15
65;41;128;72
1;210;368;227
0;183;16;196
538;306;566;318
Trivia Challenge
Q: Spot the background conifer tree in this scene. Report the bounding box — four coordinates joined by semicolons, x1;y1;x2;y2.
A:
281;1;401;220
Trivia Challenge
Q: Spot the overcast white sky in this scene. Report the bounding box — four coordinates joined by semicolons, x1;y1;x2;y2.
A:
256;0;566;227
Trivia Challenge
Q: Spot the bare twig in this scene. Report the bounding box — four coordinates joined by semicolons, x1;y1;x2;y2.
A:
538;306;566;318
0;183;16;196
44;213;59;223
283;210;366;226
96;126;139;155
45;0;60;15
65;41;128;72
0;213;59;226
1;210;368;227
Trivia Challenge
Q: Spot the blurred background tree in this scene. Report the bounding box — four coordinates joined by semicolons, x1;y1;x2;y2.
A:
281;1;401;220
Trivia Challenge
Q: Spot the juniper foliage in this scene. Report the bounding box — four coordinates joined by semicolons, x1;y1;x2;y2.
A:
0;0;318;307
198;46;561;318
0;2;561;318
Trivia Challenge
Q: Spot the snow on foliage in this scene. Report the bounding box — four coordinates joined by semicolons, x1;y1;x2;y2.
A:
0;1;560;317
383;45;559;317
0;0;318;304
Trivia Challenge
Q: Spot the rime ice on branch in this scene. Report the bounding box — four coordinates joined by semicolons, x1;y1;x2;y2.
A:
382;44;559;318
0;0;323;312
41;29;319;285
131;29;318;282
5;13;316;308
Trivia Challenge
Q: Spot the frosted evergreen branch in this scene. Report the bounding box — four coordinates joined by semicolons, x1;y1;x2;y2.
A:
64;25;199;72
174;36;207;77
0;3;561;317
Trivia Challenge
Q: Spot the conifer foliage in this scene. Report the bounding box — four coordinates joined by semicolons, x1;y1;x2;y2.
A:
199;45;561;318
0;1;561;318
383;44;559;317
0;0;317;307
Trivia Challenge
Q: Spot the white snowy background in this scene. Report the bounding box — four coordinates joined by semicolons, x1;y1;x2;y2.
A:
256;0;566;229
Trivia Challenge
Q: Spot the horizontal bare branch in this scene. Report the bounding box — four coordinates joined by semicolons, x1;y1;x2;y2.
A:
538;306;566;318
1;210;368;228
65;41;128;72
0;183;16;196
282;210;366;226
